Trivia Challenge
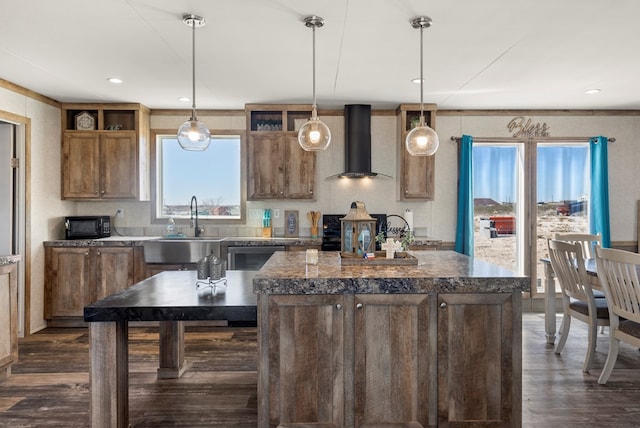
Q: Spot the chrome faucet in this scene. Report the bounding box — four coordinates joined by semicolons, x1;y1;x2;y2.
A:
190;195;204;237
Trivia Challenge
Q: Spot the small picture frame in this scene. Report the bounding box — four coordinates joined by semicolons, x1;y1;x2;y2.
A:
284;210;299;238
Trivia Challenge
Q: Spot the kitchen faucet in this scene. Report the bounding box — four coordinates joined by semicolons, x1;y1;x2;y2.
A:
190;195;204;237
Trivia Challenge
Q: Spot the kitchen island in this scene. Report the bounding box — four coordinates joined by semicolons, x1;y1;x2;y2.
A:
254;250;529;428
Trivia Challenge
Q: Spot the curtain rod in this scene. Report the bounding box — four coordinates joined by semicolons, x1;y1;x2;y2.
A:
450;136;616;143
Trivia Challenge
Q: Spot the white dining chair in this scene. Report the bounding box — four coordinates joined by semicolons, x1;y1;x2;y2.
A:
554;232;601;260
595;247;640;384
548;239;610;373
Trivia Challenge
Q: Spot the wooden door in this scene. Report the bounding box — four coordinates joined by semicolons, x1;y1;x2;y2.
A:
93;247;135;302
62;132;100;198
353;294;434;428
248;134;285;199
100;132;137;199
44;247;92;318
284;134;315;199
262;294;345;428
437;292;521;428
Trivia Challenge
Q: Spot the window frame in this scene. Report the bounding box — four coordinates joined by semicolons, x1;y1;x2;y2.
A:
150;129;246;226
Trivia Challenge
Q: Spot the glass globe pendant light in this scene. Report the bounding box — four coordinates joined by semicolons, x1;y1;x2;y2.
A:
298;15;331;151
177;14;211;151
406;16;439;156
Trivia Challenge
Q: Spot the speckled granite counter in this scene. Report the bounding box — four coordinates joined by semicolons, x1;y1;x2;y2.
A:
0;255;21;265
43;236;322;248
253;250;529;294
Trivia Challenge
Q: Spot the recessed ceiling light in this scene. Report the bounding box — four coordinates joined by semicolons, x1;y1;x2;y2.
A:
411;78;424;84
107;77;123;84
178;97;190;102
585;88;600;94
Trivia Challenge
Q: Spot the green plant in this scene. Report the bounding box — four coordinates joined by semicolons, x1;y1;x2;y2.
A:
375;230;414;251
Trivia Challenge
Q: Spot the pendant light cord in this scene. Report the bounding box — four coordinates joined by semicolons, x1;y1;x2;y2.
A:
191;18;197;121
419;24;424;124
312;23;318;117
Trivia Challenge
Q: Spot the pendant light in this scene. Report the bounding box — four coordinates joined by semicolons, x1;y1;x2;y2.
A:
405;16;439;156
298;15;331;151
177;14;211;151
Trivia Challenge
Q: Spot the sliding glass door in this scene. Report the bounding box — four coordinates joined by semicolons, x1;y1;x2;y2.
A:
472;141;589;297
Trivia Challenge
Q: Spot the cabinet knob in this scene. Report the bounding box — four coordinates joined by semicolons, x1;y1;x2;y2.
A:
84;251;89;256
101;190;105;195
440;302;447;309
336;303;342;310
356;302;363;310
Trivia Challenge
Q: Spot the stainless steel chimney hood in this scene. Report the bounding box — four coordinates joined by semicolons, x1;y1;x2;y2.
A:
327;104;391;179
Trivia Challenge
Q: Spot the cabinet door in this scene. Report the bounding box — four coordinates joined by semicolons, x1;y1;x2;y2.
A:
284;134;315;199
45;247;92;318
100;132;137;199
62;132;100;198
354;294;434;428
94;247;135;302
262;294;345;428
401;152;434;200
248;134;285;199
437;293;520;428
0;264;18;371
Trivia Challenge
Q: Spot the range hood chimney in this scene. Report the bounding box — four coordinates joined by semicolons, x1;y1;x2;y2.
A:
341;104;376;178
326;104;391;179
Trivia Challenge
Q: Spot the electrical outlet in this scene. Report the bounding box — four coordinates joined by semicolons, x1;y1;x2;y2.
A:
274;209;280;218
116;208;124;218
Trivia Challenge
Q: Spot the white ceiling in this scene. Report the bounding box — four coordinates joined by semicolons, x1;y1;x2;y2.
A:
2;0;639;111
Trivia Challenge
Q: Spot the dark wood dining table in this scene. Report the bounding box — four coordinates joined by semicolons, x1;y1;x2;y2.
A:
83;270;257;428
541;257;600;345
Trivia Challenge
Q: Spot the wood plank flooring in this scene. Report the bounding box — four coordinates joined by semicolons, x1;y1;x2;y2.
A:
1;314;640;427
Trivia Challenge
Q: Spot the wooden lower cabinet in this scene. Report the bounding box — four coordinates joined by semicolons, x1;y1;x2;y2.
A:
44;246;144;326
259;292;520;428
437;293;520;428
0;263;18;377
261;294;346;427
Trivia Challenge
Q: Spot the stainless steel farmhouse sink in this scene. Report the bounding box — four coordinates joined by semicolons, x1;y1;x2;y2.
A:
143;237;222;264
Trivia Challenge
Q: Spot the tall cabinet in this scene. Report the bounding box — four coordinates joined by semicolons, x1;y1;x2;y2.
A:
61;103;150;200
245;104;316;200
396;104;437;200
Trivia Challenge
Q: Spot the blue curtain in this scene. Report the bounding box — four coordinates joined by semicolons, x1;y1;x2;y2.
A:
589;136;611;247
455;135;474;255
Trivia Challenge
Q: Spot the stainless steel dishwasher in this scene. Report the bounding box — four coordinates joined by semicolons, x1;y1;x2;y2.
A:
227;245;286;270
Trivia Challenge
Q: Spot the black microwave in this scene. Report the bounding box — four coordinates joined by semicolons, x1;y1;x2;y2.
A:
65;216;111;239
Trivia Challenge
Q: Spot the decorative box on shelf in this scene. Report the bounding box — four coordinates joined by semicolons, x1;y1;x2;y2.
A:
339;251;418;266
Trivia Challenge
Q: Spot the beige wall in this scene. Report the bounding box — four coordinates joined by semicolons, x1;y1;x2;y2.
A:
0;86;71;333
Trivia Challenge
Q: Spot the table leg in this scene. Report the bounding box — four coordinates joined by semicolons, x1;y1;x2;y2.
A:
158;320;186;379
543;262;557;344
89;321;128;428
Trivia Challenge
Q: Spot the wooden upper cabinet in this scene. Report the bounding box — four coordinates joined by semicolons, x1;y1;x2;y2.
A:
397;104;437;201
61;103;150;201
246;104;316;200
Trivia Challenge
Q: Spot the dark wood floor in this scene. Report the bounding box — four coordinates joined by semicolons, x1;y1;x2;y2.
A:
1;313;640;427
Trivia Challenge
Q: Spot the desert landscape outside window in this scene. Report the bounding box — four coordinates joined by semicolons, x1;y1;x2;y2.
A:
473;142;589;296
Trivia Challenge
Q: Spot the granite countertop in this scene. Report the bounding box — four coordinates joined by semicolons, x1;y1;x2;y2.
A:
253;250;529;295
43;236;323;247
0;254;21;265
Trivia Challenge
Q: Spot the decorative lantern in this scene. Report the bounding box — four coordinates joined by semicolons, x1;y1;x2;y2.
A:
340;201;377;257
